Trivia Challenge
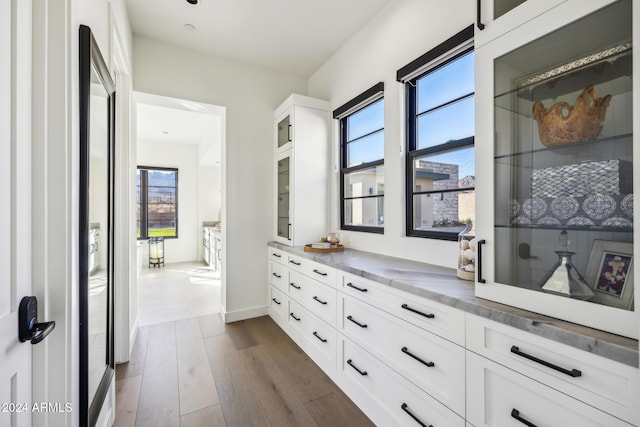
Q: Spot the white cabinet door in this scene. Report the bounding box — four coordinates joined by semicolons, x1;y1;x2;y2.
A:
466;351;633;427
475;0;568;47
475;0;637;338
466;314;639;425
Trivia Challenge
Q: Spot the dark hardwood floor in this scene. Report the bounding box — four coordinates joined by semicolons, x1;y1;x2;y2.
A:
115;315;374;427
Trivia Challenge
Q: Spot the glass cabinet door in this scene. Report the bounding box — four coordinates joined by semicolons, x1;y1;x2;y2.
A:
493;0;633;310
277;114;292;149
277;154;291;240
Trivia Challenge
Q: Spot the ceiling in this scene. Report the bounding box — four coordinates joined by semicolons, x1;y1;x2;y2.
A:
125;0;391;78
135;92;224;166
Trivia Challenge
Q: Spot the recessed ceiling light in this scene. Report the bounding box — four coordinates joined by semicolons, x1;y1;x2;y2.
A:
186;0;199;5
184;23;196;31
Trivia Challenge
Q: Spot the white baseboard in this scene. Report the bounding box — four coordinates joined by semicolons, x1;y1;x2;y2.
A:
222;304;268;323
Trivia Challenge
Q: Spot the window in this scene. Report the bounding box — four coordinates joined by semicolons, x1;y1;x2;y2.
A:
333;83;385;233
137;166;178;239
399;25;475;240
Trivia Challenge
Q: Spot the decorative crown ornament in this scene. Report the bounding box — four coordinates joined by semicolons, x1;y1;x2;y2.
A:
532;85;612;147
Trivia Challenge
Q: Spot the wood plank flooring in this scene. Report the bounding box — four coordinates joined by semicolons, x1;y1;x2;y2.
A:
115;315;374;427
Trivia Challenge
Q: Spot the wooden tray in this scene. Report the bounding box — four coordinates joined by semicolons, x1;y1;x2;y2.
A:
304;244;344;253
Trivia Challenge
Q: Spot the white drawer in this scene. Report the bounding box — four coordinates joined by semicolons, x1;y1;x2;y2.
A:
268;285;287;322
339;271;465;345
466;351;633;427
466;314;639;425
287;299;336;369
288;271;337;327
268;247;286;265
339;294;465;416
269;261;288;293
339;336;465;427
287;253;337;287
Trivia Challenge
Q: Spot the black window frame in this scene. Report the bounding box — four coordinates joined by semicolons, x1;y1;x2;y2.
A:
137;166;179;240
333;82;385;234
398;25;475;241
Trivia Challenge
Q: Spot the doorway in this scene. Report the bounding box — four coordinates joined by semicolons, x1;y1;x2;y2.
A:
131;92;226;328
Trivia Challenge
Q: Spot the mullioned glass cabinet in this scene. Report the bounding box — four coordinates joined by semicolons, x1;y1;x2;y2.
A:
475;0;638;338
273;94;330;246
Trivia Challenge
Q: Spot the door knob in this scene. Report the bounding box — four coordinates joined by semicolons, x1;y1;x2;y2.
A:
19;296;56;345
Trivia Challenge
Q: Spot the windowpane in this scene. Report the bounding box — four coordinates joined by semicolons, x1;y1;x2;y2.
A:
417;96;474;149
344;166;384;198
404;32;474;240
344;196;384;227
136;169;141;238
417;51;474;114
347;99;384;141
413;146;475;191
413;191;474;232
137;168;178;239
347;131;384;167
339;90;384;233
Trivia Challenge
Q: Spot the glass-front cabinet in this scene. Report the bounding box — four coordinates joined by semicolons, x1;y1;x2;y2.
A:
276;152;291;241
273;94;330;246
277;114;292;152
475;0;638;338
475;0;568;48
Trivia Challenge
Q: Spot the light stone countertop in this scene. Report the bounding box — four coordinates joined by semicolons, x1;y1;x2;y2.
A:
268;242;639;367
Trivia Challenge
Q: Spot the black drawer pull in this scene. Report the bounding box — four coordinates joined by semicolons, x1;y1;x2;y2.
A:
511;409;537;427
290;282;301;290
271;298;281;305
401;304;435;319
289;312;300;321
272;272;281;279
289;260;301;266
401;403;432;427
313;296;327;305
346;359;367;376
346;282;368;292
477;239;486;283
272;253;281;258
312;331;327;343
313;269;327;276
510;346;582;377
347;315;367;328
401;346;435;368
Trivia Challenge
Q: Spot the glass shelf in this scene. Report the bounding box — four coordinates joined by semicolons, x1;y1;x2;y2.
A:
494;132;632;162
495;224;632;233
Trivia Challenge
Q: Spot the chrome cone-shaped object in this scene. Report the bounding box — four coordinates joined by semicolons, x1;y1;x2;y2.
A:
540;230;594;300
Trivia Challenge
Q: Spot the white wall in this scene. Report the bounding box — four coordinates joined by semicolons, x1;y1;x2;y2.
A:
132;36;307;319
137;140;200;263
307;0;474;269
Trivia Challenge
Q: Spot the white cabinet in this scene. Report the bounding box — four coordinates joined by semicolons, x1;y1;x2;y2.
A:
466;351;633;427
273;94;330;246
467;314;639;425
475;0;567;48
339;293;466;416
89;228;100;274
339;337;465;427
266;247;338;373
475;0;639;338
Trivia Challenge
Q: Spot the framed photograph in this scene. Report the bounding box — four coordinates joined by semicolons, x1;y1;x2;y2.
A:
584;240;634;310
